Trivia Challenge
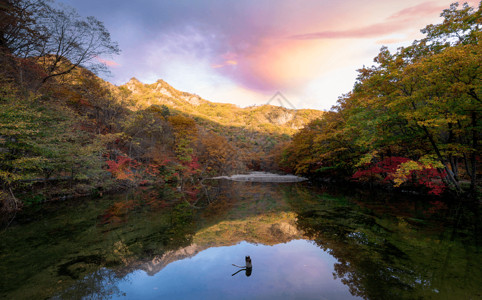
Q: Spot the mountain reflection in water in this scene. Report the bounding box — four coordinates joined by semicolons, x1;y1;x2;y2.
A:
0;181;481;299
106;240;355;300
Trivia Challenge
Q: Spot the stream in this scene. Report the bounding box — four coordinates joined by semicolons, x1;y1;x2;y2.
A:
0;179;481;299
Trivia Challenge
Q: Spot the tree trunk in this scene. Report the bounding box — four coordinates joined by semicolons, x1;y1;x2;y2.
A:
469;111;477;195
422;125;461;192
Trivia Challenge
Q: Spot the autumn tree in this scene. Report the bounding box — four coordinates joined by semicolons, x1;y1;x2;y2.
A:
197;131;238;176
0;0;43;54
281;1;481;196
1;0;119;86
71;71;129;133
0;76;110;210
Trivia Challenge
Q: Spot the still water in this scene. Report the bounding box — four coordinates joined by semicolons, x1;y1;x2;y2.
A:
1;181;481;299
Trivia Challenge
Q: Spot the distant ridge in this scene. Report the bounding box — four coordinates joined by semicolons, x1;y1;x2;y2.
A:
119;78;324;134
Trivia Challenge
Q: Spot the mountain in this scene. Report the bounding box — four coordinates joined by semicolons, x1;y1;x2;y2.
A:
1;46;325;209
120;78;324;135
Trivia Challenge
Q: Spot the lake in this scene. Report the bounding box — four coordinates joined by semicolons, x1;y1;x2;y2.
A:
0;180;481;299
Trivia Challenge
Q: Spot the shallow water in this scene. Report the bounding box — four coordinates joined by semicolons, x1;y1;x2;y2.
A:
1;181;481;299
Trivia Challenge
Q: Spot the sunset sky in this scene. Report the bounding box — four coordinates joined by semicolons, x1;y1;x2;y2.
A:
59;0;479;110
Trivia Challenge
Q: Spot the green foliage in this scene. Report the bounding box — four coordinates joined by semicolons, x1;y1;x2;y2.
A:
280;2;481;195
0;74;111;204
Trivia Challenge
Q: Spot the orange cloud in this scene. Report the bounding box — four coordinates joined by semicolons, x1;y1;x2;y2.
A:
215;38;341;91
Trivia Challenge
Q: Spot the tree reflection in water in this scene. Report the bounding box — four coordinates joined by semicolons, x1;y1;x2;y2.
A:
52;268;125;299
284;185;481;300
1;182;480;299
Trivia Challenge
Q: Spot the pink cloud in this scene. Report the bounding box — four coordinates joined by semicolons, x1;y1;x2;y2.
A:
96;57;120;67
211;59;238;69
222;52;238;61
289;22;406;39
212;1;479;92
288;1;447;40
388;1;446;20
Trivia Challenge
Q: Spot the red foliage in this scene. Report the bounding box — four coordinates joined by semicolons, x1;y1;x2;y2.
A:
106;154;140;180
145;155;176;177
416;168;447;195
145;163;161;176
352;157;447;195
99;200;136;225
17;57;48;79
184;156;201;176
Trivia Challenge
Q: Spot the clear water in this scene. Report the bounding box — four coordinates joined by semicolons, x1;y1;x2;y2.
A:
0;181;480;299
102;240;354;300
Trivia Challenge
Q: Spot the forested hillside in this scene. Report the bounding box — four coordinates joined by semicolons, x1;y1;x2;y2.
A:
280;2;481;197
0;0;322;213
118;77;323;170
1;0;480;217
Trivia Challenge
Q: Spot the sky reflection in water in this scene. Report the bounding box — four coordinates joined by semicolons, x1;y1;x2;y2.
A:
110;240;358;300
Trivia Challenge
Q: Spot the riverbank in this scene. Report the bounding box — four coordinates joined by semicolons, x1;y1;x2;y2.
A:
308;174;481;203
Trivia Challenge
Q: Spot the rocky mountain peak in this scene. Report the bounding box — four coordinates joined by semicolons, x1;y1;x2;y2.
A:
124;77;143;92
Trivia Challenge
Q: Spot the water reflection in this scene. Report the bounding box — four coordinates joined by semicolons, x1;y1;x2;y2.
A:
52;268;126;300
286;185;482;300
107;241;357;300
0;181;480;299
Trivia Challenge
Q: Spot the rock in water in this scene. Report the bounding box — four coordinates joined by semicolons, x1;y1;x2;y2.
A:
212;172;307;183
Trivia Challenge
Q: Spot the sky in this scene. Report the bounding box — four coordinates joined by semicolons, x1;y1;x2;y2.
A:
59;0;479;110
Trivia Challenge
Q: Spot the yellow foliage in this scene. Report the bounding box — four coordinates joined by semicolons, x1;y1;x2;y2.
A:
168;115;198;139
419;155;444;169
355;151;379;167
393;160;422;187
